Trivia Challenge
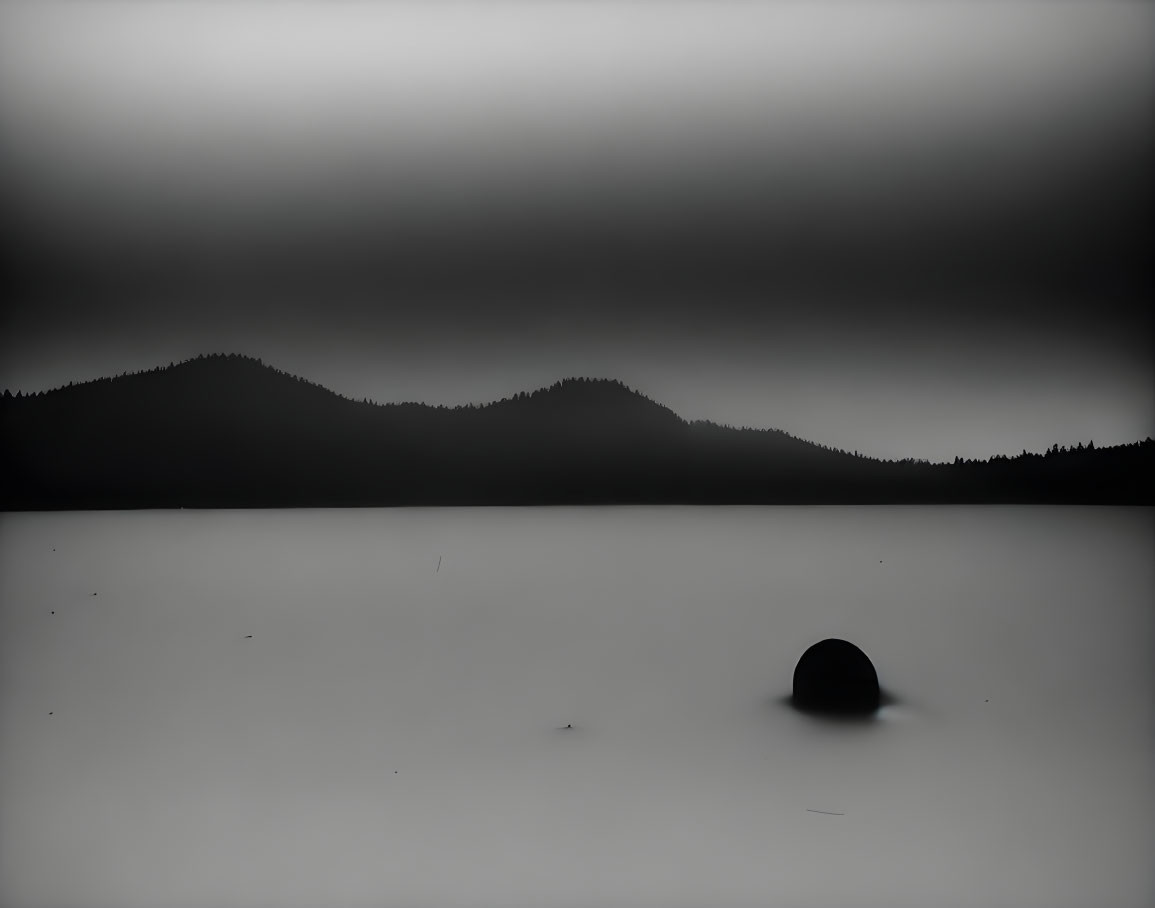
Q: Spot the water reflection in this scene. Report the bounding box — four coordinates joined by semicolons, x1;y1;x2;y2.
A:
773;686;902;726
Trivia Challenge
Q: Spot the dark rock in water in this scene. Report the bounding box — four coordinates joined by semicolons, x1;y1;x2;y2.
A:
792;639;880;715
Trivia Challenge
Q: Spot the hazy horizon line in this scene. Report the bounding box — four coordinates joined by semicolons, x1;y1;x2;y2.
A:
6;351;1145;467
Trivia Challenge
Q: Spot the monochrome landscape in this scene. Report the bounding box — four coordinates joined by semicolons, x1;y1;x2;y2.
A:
0;1;1152;907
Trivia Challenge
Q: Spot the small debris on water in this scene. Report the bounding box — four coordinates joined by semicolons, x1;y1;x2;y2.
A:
807;808;844;815
245;635;253;639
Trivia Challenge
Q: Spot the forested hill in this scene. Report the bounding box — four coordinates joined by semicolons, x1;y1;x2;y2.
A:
1;354;1150;509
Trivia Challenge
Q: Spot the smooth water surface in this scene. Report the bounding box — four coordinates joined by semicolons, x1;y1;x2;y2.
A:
1;507;1152;908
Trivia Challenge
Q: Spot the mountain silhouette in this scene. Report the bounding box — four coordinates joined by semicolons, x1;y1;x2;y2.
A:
1;354;1151;509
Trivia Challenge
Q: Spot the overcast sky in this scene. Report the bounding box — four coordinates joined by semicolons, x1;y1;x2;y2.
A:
1;0;1151;461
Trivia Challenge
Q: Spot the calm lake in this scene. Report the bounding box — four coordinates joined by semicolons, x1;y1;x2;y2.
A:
1;506;1152;908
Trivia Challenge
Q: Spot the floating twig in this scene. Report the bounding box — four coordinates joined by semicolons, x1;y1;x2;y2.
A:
806;809;844;815
436;555;442;572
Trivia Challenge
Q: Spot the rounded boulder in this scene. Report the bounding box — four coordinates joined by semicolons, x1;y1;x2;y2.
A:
792;638;880;715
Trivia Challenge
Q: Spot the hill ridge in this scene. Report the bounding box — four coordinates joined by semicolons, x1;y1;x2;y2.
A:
0;353;875;460
8;353;679;416
2;354;1151;509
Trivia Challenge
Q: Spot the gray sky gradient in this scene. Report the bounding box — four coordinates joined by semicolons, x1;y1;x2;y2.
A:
0;0;1152;460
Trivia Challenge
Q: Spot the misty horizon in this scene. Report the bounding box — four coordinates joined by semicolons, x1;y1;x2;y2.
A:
1;1;1152;463
5;352;1149;467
